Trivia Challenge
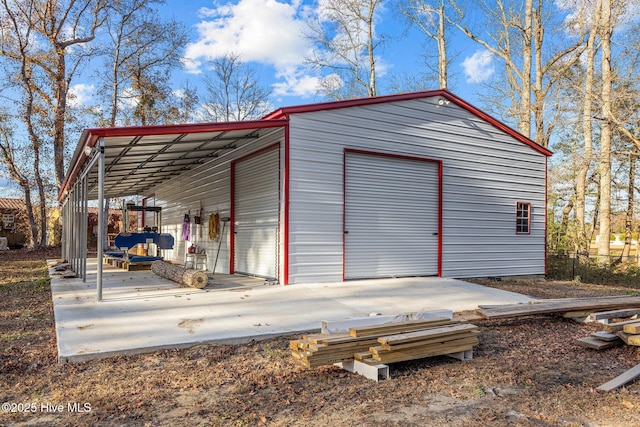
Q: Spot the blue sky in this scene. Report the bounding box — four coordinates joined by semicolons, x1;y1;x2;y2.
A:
160;0;494;107
0;0;511;197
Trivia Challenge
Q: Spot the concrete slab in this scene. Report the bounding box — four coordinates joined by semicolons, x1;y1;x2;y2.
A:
50;259;536;363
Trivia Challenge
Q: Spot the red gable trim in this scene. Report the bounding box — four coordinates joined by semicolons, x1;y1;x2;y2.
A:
263;89;552;157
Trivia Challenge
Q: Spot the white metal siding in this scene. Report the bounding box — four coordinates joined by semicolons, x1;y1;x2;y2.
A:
287;97;546;283
233;147;279;279
344;152;439;279
148;129;284;274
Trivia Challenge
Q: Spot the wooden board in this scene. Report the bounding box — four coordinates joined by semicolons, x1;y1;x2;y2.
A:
477;296;640;320
603;318;640;333
377;324;479;347
597;363;640;391
616;331;630;345
379;331;480;352
622;322;640;335
348;317;458;337
628;334;640;346
587;308;640;321
371;337;479;364
575;336;621;350
591;331;620;342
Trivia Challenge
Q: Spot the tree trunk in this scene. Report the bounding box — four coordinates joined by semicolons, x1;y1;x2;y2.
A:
621;153;636;262
437;1;447;88
519;0;533;138
151;260;209;289
597;0;613;266
575;0;601;258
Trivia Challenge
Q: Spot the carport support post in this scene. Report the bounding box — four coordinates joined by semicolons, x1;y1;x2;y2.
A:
96;140;105;302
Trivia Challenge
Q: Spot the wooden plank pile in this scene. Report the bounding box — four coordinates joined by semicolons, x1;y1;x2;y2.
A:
290;317;479;368
581;312;640;348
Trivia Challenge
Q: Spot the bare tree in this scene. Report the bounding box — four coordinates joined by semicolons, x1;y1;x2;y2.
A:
399;0;450;89
0;0;107;246
94;0;187;127
201;53;272;122
450;0;586;146
0;112;40;246
306;0;385;99
0;0;106;193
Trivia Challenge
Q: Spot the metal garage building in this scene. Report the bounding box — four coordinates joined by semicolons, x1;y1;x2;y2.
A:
60;89;551;290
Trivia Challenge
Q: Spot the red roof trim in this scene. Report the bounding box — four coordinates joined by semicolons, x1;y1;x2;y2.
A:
263;89;552;157
60;119;289;202
83;119;288;138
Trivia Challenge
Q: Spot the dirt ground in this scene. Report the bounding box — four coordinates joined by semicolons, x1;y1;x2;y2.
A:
1;248;640;427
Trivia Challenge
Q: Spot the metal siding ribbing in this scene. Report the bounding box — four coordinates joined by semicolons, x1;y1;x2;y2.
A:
233;147;279;279
287;97;547;283
344;152;439;279
150;129;284;273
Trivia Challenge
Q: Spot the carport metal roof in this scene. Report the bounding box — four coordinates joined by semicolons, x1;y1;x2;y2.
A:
61;119;289;202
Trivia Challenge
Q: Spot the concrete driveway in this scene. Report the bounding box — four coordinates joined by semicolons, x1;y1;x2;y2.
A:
50;259;535;363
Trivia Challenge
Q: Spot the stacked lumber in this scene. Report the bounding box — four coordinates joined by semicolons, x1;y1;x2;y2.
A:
607;320;640;346
364;323;479;364
574;308;640;350
290;317;479;368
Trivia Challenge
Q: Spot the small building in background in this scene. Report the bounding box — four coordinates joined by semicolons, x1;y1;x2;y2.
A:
0;198;29;249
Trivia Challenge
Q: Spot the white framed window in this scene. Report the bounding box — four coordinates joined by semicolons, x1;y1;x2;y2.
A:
516;202;531;234
2;214;15;230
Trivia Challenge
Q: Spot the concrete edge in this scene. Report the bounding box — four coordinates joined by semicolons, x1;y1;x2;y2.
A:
58;329;320;364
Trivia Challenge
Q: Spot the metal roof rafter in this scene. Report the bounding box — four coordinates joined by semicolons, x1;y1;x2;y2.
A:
104;135;257;149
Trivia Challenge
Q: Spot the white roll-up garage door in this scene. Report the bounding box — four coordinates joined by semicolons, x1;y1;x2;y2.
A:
344;151;440;279
233;146;279;279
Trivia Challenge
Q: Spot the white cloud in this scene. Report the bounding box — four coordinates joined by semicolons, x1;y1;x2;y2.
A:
461;50;495;84
68;83;95;108
184;0;311;72
272;66;322;97
184;0;321;99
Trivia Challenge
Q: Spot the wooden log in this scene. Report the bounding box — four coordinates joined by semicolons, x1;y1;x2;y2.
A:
151;260;208;289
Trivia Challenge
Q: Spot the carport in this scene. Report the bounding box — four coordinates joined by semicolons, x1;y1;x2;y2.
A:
59;119;288;301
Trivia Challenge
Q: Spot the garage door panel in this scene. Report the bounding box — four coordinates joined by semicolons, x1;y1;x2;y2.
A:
344;152;439;279
233;147;279;279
